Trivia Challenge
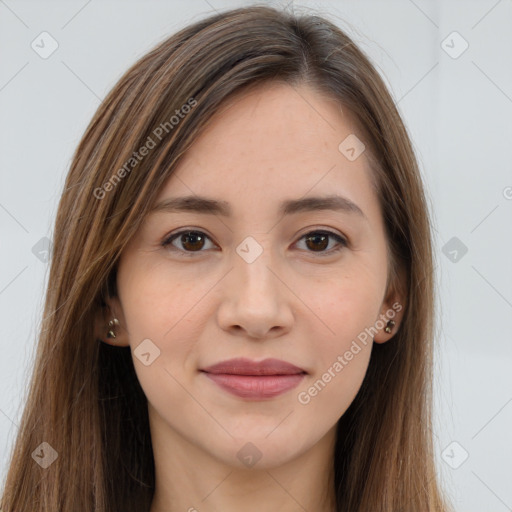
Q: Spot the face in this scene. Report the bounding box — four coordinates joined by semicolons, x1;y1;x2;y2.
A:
104;82;403;470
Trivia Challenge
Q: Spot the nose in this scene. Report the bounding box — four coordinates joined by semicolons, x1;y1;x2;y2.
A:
216;239;294;340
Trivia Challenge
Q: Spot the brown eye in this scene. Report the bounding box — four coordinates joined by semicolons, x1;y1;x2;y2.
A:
162;228;347;257
297;230;347;255
305;232;329;251
162;230;214;254
180;231;205;251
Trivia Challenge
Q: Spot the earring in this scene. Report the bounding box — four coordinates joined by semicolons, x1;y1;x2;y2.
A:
106;318;120;339
384;320;396;334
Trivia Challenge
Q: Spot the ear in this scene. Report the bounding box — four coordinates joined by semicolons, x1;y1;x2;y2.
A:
94;294;130;347
373;264;406;344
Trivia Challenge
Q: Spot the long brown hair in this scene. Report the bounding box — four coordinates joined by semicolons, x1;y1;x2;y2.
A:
1;4;452;511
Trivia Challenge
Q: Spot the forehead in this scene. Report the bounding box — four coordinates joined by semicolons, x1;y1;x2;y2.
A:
155;82;378;221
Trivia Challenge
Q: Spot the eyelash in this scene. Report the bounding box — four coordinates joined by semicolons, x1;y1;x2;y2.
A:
161;228;348;257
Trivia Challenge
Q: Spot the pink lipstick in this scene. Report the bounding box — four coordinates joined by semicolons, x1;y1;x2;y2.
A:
200;357;307;400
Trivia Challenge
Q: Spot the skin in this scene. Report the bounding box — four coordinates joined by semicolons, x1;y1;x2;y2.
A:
98;82;404;512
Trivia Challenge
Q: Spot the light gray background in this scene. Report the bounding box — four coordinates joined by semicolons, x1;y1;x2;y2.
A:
1;1;511;510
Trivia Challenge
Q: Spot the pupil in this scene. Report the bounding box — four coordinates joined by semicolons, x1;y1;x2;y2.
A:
306;233;328;251
183;232;203;250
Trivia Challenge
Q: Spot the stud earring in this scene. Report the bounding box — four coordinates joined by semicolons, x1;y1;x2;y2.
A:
106;318;120;339
384;320;396;334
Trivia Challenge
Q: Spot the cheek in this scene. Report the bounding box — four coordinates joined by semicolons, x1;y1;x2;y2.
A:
120;260;209;344
116;269;200;393
124;292;201;422
290;274;382;415
298;343;372;420
123;289;202;378
309;269;384;348
296;295;375;425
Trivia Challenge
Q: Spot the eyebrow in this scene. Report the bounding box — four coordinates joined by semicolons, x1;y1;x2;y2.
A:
149;194;367;220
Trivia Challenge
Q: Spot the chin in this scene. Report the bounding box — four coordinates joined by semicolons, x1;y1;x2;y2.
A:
219;431;312;469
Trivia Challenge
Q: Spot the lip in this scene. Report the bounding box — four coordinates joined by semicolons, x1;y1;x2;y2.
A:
200;357;307;400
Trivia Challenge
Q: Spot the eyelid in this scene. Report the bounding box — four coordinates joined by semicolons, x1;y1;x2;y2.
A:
162;228;217;256
295;229;348;256
162;226;348;256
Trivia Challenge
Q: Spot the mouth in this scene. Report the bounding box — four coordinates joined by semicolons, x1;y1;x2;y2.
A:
200;357;307;400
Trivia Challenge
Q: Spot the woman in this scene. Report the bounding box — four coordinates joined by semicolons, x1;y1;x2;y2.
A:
1;4;453;511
